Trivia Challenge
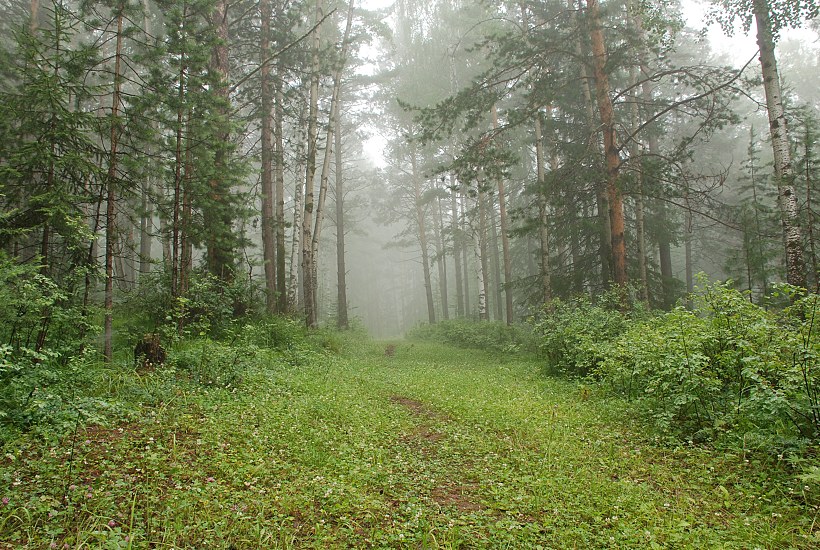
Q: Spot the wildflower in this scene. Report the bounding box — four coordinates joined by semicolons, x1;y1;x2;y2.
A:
1;497;8;505
109;519;117;527
206;477;215;483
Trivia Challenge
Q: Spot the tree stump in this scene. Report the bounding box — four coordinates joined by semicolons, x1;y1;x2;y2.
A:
134;334;166;370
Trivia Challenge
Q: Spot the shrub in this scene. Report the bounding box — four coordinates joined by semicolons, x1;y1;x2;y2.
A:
529;295;631;377
0;255;101;439
595;281;820;453
123;268;264;342
407;319;535;353
169;338;259;389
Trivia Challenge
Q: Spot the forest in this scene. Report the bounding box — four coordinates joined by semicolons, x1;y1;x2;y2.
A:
2;0;820;547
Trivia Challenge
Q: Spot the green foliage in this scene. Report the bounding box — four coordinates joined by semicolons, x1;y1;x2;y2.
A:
539;280;820;456
169;338;258;389
2;339;816;547
407;318;536;353
0;255;101;439
529;293;633;377
123;268;263;342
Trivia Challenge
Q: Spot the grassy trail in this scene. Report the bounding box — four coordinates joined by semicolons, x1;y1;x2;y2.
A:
2;339;817;548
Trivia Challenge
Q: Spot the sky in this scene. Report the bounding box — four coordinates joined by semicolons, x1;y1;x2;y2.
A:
357;0;817;65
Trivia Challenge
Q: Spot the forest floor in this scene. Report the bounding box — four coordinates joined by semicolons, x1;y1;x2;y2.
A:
2;338;818;548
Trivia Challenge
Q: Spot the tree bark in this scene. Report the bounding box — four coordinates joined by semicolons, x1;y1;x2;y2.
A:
302;0;322;328
628;52;649;305
476;182;490;321
411;152;436;324
312;0;355;320
534;111;552;304
491;104;514;324
432;189;450;320
274;60;287;313
488;195;502;321
104;6;124;363
334;115;349;330
573;0;611;288
260;0;277;314
753;0;807;289
451;178;464;317
586;0;628;293
205;0;233;280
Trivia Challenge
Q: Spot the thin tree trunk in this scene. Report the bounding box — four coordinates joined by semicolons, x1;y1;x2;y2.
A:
274;60;287;313
104;6;124;362
748;128;769;296
335;116;349;330
30;0;39;34
205;0;232;280
179;113;194;298
628;56;649;305
805;123;818;291
411;153;436;324
312;0;355;320
535;109;553;304
461;189;471;315
491;104;514;324
684;179;694;305
302;0;322;328
260;0;276;314
432;190;450;320
451;178;464;317
586;0;627;293
171;3;187;297
573;0;611;288
289;169;304;312
488;196;502;321
753;0;806;289
476;182;490;321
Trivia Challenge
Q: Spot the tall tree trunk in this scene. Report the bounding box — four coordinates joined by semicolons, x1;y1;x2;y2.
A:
311;0;355;320
180;114;193;297
628;53;649;305
491;104;514;324
302;0;322;328
104;6;124;363
461;189;471;315
684;179;694;305
634;2;672;306
411;153;436;324
30;0;39;33
475;188;490;321
334;116;349;330
274;61;287;313
451;179;464;317
753;0;807;289
586;0;628;293
804;123;818;291
534;110;552;304
488;196;502;321
432;191;450;320
289;168;304;312
573;0;611;288
260;0;276;314
205;0;233;280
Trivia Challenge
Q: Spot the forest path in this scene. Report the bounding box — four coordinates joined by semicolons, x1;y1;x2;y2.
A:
2;339;815;548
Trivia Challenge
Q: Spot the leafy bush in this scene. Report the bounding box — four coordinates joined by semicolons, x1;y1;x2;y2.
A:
238;315;306;350
529;295;631;376
169;338;259;389
123;268;264;341
0;255;102;439
593;281;820;453
407;319;536;353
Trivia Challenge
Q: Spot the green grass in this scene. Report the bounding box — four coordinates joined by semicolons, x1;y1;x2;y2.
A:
1;338;818;548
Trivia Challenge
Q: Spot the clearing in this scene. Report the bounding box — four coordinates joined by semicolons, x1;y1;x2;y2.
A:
1;339;817;548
